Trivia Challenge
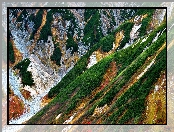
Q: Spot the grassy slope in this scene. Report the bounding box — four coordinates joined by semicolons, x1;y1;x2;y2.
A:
26;20;166;124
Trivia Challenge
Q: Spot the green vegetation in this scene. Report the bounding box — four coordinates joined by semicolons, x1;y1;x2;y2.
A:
83;9;103;46
16;9;28;22
114;22;166;74
84;9;97;22
38;9;76;42
100;35;115;52
66;34;78;54
51;44;62;66
9;41;15;64
119;22;134;49
14;58;34;86
21;71;35;86
65;56;113;113
39;10;52;42
71;23;165;124
24;9;166;124
117;52;165;124
101;33;166;124
29;9;44;40
48;17;166;99
120;9;137;21
138;9;155;37
135;9;155;16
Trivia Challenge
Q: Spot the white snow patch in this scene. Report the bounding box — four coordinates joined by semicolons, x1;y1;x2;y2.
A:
157;9;166;25
155;85;159;92
87;54;97;69
152;32;161;43
141;36;148;44
123;43;130;49
63;113;76;124
142;37;147;42
130;24;142;40
137;59;155;80
9;69;26;103
9;54;62;124
55;113;62;120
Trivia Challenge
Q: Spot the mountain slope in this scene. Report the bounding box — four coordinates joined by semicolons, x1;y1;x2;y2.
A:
8;8;166;124
26;20;166;124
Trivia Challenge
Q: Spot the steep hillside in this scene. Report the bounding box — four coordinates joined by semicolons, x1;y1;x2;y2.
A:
26;16;166;124
8;8;166;124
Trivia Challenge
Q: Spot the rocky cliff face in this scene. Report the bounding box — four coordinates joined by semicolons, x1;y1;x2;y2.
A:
8;8;166;125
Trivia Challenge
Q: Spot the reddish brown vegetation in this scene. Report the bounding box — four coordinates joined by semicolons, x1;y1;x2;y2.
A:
20;89;31;100
40;94;53;107
9;95;26;120
99;61;117;90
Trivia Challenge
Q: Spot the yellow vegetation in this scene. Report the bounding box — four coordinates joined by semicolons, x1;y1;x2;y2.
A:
143;71;166;124
92;104;109;117
9;39;23;68
114;30;124;50
94;49;107;62
141;14;148;20
40;94;53;108
51;27;57;37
